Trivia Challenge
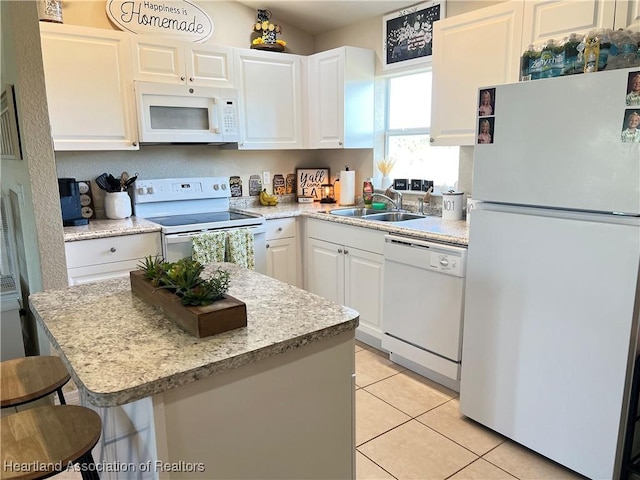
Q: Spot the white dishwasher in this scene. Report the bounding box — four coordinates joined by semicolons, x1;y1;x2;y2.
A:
382;235;467;391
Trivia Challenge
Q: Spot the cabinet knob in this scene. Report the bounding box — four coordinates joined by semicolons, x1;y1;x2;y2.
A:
189;77;194;82
344;249;349;255
110;247;116;253
338;248;343;253
181;76;186;81
132;142;138;147
277;227;283;232
339;141;343;146
430;137;435;143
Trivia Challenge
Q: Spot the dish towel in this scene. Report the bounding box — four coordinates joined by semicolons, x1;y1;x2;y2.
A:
192;231;227;265
226;228;255;270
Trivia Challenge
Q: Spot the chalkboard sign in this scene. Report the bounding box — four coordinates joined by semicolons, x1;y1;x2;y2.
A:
383;1;444;70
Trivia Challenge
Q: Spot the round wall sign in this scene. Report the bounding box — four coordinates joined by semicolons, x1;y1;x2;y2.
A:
106;0;214;43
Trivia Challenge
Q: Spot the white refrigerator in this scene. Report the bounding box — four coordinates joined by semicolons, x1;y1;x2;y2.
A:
460;67;640;480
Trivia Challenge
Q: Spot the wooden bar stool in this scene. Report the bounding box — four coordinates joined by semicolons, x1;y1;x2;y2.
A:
1;357;71;409
1;404;102;480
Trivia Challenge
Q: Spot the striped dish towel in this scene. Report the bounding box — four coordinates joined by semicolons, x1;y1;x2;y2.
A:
226;228;255;270
192;231;226;265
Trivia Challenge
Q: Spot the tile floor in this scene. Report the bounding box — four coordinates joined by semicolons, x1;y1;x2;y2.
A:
354;340;586;480
57;341;587;480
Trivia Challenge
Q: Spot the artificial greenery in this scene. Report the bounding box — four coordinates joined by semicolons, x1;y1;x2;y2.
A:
137;255;230;306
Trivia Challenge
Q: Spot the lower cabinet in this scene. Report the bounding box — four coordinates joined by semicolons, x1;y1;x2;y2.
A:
305;219;385;348
265;218;300;287
65;232;161;286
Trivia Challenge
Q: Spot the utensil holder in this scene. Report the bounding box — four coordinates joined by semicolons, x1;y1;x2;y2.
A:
104;192;132;219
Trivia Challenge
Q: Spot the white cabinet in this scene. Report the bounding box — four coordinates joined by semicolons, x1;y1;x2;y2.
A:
132;36;234;87
430;1;524;146
265;218;300;287
307;47;374;149
430;0;627;147
305;219;385;348
65;233;161;286
235;48;305;149
39;23;139;151
521;0;617;47
615;0;640;29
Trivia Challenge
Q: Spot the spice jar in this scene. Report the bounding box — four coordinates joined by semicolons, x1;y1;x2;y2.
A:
38;0;63;23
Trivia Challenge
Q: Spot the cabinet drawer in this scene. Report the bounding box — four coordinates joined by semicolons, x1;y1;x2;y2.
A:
65;233;161;269
265;218;297;240
306;219;385;254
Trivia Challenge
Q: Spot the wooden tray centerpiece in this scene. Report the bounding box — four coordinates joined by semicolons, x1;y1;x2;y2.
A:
130;256;246;338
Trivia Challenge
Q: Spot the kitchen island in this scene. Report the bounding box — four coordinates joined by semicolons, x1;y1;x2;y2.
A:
29;263;359;480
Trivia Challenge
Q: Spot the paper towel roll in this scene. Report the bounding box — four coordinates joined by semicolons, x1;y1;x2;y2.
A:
339;171;356;205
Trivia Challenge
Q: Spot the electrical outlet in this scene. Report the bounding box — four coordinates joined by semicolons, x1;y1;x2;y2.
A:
262;171;271;185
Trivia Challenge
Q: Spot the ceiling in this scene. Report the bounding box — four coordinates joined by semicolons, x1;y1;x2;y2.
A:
236;1;423;35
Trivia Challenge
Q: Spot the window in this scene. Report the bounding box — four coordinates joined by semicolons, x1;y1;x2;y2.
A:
385;71;459;193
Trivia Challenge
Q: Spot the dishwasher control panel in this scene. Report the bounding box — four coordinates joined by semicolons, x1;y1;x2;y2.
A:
429;252;463;276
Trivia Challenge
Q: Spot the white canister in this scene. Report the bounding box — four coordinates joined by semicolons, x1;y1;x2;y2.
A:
442;191;464;221
104;192;132;219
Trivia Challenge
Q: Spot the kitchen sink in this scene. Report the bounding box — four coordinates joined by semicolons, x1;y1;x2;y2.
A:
364;212;425;222
328;207;381;217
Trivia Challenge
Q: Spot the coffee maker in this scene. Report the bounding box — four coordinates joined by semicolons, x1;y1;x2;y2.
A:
58;178;88;226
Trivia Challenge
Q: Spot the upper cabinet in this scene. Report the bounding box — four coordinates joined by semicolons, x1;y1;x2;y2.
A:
234;48;305;150
307;47;374;149
132;37;235;88
521;0;617;46
39;23;139;151
430;1;523;146
431;0;634;146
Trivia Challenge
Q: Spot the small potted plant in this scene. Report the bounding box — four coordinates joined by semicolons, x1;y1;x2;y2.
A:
138;256;231;306
132;256;245;338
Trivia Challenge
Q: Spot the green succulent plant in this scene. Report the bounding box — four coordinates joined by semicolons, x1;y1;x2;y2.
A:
138;256;230;306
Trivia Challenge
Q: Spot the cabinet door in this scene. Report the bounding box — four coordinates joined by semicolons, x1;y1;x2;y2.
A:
308;48;345;148
235;49;304;149
39;23;139;151
67;259;141;286
266;238;298;287
132;37;185;83
614;0;640;29
522;0;617;46
344;247;384;343
430;1;523;146
186;44;235;87
305;237;344;304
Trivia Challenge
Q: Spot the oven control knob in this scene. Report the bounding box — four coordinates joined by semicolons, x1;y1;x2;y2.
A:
213;184;219;191
137;187;145;195
147;187;155;194
220;184;227;190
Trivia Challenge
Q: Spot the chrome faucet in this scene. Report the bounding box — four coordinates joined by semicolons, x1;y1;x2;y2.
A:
372;193;401;211
384;187;403;210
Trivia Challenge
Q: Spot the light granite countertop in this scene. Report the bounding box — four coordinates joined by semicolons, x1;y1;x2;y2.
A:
232;201;469;246
62;200;469;246
29;263;359;408
63;217;161;242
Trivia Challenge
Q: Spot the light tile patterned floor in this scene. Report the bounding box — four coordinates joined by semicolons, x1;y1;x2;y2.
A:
355;341;587;480
54;340;587;480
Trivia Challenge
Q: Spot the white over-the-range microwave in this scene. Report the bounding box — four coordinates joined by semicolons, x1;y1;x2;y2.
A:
134;81;239;144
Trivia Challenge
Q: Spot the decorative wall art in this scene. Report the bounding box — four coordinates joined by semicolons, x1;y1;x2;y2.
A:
383;1;444;70
296;168;330;201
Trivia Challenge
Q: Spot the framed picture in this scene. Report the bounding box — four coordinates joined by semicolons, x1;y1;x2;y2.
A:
383;0;445;71
1;84;23;161
296;168;330;201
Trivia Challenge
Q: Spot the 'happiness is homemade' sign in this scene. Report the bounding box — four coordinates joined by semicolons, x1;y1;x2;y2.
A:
107;0;213;42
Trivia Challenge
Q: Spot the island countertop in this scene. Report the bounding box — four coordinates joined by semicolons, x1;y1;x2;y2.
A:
29;263;359;408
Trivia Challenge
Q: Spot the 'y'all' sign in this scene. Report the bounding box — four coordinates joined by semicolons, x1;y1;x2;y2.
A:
106;0;213;43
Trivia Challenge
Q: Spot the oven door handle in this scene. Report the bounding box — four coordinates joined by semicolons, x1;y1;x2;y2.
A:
164;226;266;245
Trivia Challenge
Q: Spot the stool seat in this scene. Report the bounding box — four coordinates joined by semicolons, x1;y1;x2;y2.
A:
1;356;70;408
1;405;101;480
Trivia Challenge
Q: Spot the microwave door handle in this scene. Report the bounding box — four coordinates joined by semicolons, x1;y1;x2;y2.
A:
210;98;220;135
